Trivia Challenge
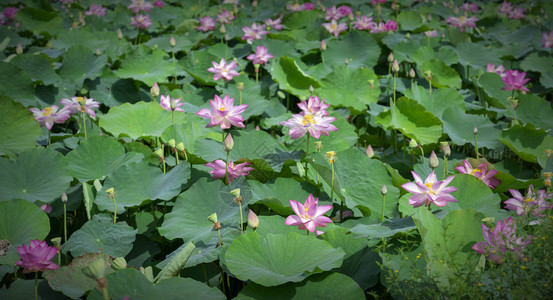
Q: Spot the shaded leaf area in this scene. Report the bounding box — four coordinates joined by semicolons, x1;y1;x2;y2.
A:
0;62;36;107
499;124;553;167
10;53;61;85
58;45;107;93
87;69;152;108
116;45;174;86
388;97;443;145
0;148;72;203
0;199;50;265
270;56;320;98
403;86;464;119
442;107;502;149
62;214;137;258
0;279;64;300
94;162;190;212
225;232;345;286
43;253;114;299
0;97;41;156
324;31;381;70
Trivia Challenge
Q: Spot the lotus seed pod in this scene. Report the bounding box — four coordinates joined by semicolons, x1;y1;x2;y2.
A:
409;139;418;148
230;188;241;198
176;142;185;151
315;141;323;152
207;213;218;224
168;139;176;148
111;257;127;270
154;148;164;158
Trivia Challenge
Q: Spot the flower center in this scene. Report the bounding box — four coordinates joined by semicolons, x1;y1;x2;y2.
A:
524;197;534;203
470;168;481;175
43;107;53;116
219;106;225;112
304;206;309;217
425;182;436;194
459;16;466;24
331;23;337;30
302;114;315;126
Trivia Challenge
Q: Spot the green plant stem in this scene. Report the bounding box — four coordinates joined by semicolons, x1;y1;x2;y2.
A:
239;201;243;234
172;50;177;83
443;156;448;180
306;230;309;236
63;202;67;243
102;286;109;300
393;73;397;106
239;89;243;106
175;150;179;165
112;195;117;224
14;266;16;281
48;131;51;149
255;68;259;84
202;265;211;287
162;144;166;174
35;271;38;300
82;112;87;140
217;229;222;246
419;147;425;165
172;110;174;126
474;133;479;159
381;194;386;223
429;79;432;94
305;134;310;181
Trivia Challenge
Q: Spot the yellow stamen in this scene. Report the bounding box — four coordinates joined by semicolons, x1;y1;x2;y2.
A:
459;16;466;24
331;23;337;31
524;197;534;203
219;107;225;112
43;107;53;116
470;168;482;175
302;114;315;126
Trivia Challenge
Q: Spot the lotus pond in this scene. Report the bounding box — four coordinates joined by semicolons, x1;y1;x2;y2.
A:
1;0;553;299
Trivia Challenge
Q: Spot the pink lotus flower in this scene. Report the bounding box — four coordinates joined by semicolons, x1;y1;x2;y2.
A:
160;95;184;112
3;7;17;20
154;0;164;8
265;16;283;30
15;240;59;273
338;5;353;17
280;110;337;139
455;160;501;189
472;217;532;264
424;29;439;37
446;15;478;32
216;10;234;24
486;63;506;77
542;30;553;48
207;58;240;82
60;96;100;118
286;3;314;12
197;16;216;32
505;185;552;217
384;20;397;32
401;171;457;208
498;1;513;16
29;106;72;130
353;15;375;30
322;20;348;37
242;23;269;44
285;194;332;236
84;5;106;17
370;0;387;5
131;14;152;29
40;204;52;214
297;96;330;116
196;94;247;129
128;0;154;13
205;160;254;184
508;7;525;20
461;2;478;13
325;6;343;21
247;46;274;65
501;70;530;93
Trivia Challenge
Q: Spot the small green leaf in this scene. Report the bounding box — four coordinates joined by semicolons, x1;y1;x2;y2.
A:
154;242;195;283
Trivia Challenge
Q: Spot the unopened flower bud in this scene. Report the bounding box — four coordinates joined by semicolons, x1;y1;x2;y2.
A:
320;40;326;51
392;59;400;73
366;145;374;158
381;185;388;195
409;68;416;78
252;0;258;8
387;52;394;63
220;24;226;34
309;85;314;93
315;141;323;152
409;139;418;148
444;144;451;157
176;142;185;152
151;82;160;97
424;70;432;80
167;139;176;148
16;44;22;55
170;36;176;47
95;48;101;56
348;13;354;21
61;192;68;203
111;257;127;270
473;126;478;135
429;150;439;168
427;14;432;21
117;28;123;40
344;58;349;65
248;209;259;230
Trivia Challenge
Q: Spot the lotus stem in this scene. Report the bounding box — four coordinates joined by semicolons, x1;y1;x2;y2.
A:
81;112;87;140
381;193;386;223
63;202;67;243
443;157;448;180
48;131;51;149
305;134;310;181
172;50;177;84
34;271;38;300
239;201;243;234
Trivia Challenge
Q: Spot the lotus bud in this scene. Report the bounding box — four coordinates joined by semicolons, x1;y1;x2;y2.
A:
176;142;185;152
381;185;388;195
320;40;326;51
444;144;451;158
117;28;123;40
168;139;176;148
252;0;257;8
237;82;244;91
309;85;314;94
220;24;226;34
427;14;432;21
95;48;101;56
61;192;68;203
392;59;400;73
348;13;354;21
429;151;439;168
409;68;416;78
150;82;160;97
325;151;337;164
473;126;478;135
387;52;394;63
16;43;22;55
248;209;259;230
111;257;127;270
366;145;374;158
409;139;418;148
368;79;374;89
170;36;176;47
154;148;164;158
315;141;323;152
344;58;349;65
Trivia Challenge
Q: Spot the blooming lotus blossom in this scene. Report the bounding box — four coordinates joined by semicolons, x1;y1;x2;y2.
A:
29;106;72;130
338;5;353;17
461;2;478;13
216;10;234;24
325;6;343;21
370;20;397;33
40;204;52;214
498;1;513;16
472;217;532;264
154;0;164;8
501;70;530;93
60;96;100;118
286;2;314;12
486;63;506;77
401;171;457;208
205;160;254;183
85;5;107;17
242;23;269;43
384;20;397;32
508;7;525;20
353;15;375;30
424;29;439;37
446;15;478;32
505;185;552;217
280;110;337;139
131;14;152;29
128;0;153;13
207;58;240;81
196;94;247;129
197;16;216;32
285;194;332;236
265;16;283;30
3;7;17;19
15;240;59;273
322;20;348;37
542;30;553;48
246;46;274;65
455;160;501;189
160;95;184;112
298;96;330;116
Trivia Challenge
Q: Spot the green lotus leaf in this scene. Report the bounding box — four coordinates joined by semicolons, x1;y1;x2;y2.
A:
181;50;218;86
218;74;270;119
477;72;511;108
397;11;425;31
442;106;501;149
236;272;364;300
0;97;41;155
64;135;143;182
99;101;186;140
403;86;464;119
412;46;458;66
499;124;553;167
269;56;321;98
10;53;61;85
15;8;63;36
161;120;220;154
324;31;380;70
94;161;190;212
50;29;121;58
390;97;443;145
0;199;50;265
43;253;114;299
116;44;174;86
159;177;250;245
0;148;72;203
0;62;36;107
87;69;152;108
510;94;553;130
318;66;380;112
58;45;107;91
418;60;461;89
225;232;345;286
62;214;137;258
0;279;62;299
453;42;503;67
520;52;553;74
